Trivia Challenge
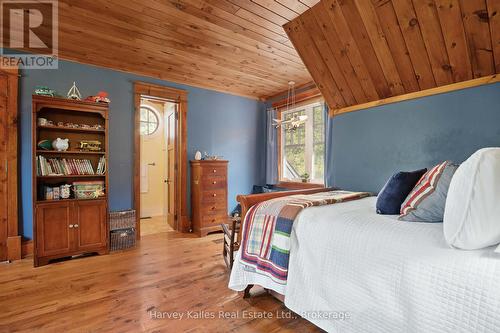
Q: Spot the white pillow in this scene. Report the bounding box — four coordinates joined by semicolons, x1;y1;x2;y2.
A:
444;148;500;250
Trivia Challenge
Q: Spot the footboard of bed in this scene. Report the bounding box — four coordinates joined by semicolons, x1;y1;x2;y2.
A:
236;187;334;245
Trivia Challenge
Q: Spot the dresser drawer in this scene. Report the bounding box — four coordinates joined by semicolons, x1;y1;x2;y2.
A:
201;189;226;203
201;176;226;189
201;204;227;216
202;214;228;226
202;165;227;176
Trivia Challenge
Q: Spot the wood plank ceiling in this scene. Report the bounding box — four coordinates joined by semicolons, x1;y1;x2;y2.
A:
47;0;321;99
285;0;500;113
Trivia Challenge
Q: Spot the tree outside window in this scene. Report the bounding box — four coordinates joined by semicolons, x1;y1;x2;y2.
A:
281;101;324;183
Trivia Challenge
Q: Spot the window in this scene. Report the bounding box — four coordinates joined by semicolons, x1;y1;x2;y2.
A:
280;102;324;183
140;105;160;136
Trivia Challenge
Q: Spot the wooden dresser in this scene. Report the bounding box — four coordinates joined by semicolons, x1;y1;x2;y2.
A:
190;160;228;237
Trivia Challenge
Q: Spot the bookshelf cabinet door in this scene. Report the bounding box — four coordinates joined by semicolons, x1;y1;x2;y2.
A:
36;202;73;257
74;200;107;251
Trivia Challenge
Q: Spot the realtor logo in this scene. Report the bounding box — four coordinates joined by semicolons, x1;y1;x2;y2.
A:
1;0;58;69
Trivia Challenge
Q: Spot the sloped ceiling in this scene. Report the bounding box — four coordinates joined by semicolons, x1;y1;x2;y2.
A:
284;0;500;113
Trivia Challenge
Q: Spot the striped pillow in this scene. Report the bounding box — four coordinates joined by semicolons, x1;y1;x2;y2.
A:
399;161;458;222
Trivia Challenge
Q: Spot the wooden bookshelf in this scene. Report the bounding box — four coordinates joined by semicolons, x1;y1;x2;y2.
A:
32;95;109;267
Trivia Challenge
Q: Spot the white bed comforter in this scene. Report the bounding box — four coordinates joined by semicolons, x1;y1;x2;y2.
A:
229;197;500;333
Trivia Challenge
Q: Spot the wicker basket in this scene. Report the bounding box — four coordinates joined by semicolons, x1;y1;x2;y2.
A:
110;228;136;251
109;210;136;231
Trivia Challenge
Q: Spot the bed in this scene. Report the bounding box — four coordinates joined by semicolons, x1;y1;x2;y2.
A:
229;193;500;333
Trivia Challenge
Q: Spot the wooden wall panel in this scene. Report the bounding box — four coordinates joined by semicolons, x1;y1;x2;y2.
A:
354;0;405;95
301;11;356;105
312;5;369;103
321;0;380;101
285;20;344;109
487;0;500;72
435;0;473;82
460;0;495;78
392;0;437;89
285;0;500;113
374;1;420;93
335;0;393;97
413;0;454;85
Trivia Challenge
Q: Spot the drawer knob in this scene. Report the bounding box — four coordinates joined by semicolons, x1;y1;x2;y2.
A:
211;206;216;210
213;169;217;173
74;224;79;228
69;224;74;228
212;181;217;184
212;193;217;197
212;219;216;223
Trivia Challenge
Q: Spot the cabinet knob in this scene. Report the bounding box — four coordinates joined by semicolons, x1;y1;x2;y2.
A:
212;219;216;223
213;169;217;173
74;224;79;228
211;206;216;210
212;181;217;184
212;193;217;197
69;224;74;228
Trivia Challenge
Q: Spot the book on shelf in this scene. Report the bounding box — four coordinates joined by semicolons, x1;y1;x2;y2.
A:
37;155;97;176
96;156;106;175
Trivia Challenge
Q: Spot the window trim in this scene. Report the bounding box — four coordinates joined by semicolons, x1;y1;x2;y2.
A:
139;104;161;136
276;100;325;185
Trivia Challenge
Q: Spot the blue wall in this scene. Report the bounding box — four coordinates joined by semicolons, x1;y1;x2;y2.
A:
329;83;500;193
18;59;265;239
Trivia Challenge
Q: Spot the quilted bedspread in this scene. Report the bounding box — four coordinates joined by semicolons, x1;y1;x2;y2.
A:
239;191;371;284
230;196;500;332
284;197;500;333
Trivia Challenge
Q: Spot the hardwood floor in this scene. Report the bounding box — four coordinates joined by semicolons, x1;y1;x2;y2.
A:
0;232;323;332
140;216;174;236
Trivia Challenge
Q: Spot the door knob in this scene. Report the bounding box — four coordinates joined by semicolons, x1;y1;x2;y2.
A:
69;224;74;228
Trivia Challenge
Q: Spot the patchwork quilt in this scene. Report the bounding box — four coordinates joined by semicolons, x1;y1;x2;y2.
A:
239;190;371;283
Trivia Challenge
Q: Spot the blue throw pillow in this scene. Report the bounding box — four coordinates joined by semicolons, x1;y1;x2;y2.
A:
376;168;427;215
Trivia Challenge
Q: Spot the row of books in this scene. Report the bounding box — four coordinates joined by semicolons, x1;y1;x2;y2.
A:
37;156;106;176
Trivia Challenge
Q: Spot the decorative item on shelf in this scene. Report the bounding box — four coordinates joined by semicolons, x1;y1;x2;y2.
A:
52;138;69;151
38;118;48;126
73;181;105;199
96;156;106;175
34;86;57;97
92;124;104;130
194;151;202;160
44;187;53;200
57;121;65;127
301;173;310;183
202;152;221;160
80;124;91;129
53;187;60;200
46;120;54;126
85;91;110;104
67;81;82;100
37;139;52;150
79;140;102;151
60;184;72;199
